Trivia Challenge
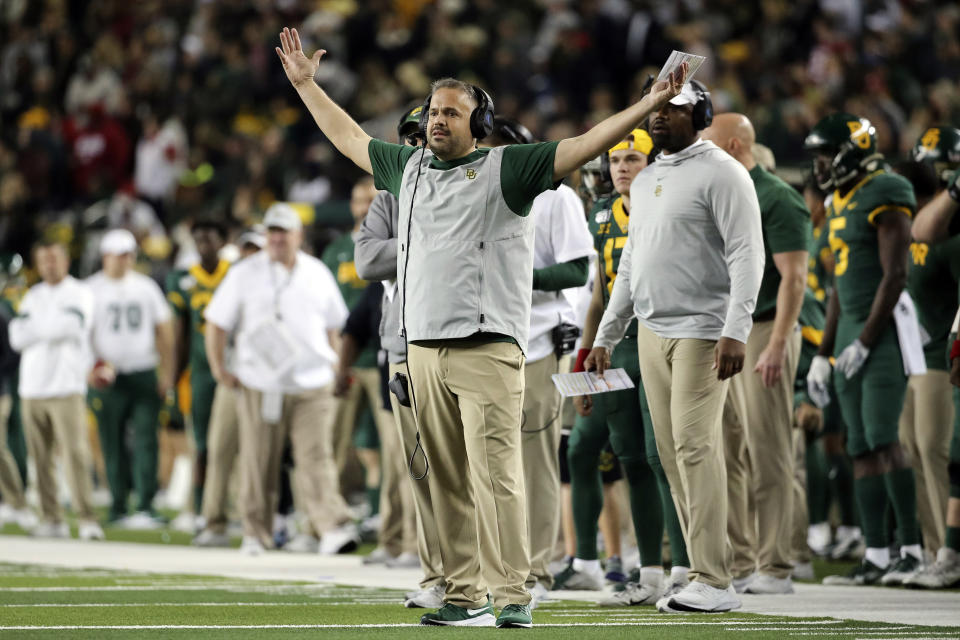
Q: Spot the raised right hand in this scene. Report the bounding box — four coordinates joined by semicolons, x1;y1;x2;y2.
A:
276;27;325;89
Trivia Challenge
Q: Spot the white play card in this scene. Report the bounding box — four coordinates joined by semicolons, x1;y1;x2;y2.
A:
551;368;636;398
657;50;706;82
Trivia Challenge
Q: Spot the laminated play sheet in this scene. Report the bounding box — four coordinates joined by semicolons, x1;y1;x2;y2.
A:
657;50;706;82
551;368;636;398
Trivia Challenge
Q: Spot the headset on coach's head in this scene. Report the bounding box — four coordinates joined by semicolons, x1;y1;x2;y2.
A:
419;84;496;140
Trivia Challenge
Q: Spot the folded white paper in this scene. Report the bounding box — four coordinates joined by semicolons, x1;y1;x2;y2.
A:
552;368;636;398
248;318;300;379
893;291;927;377
657;50;706;83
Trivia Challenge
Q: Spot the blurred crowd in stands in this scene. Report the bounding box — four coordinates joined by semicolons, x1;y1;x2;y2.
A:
1;0;959;277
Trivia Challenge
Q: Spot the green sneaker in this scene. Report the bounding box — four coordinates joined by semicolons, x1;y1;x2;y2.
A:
419;600;495;626
496;603;532;628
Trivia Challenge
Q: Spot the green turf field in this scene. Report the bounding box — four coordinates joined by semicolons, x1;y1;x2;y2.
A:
0;562;957;640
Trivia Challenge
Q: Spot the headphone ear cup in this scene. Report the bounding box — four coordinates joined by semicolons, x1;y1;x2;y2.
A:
470;85;495;139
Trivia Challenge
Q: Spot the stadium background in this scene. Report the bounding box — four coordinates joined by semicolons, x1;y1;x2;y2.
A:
2;0;959;277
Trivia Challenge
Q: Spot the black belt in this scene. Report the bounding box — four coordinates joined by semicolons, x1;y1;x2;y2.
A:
753;308;777;322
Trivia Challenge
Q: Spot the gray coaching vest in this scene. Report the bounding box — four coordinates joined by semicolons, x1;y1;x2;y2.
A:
397;146;535;353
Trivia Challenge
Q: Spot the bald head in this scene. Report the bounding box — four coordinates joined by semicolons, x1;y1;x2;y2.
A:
701;113;757;169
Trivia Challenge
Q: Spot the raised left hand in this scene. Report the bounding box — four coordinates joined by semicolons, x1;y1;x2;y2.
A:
640;61;688;113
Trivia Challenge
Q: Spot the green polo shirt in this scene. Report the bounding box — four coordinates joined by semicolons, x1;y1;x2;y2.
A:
368;139;560;349
749;165;812;318
907;236;960;370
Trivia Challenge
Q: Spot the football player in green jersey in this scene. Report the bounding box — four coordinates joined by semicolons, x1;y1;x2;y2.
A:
804;113;922;586
797;181;861;562
904;127;960;589
166;220;230;522
555;129;690;605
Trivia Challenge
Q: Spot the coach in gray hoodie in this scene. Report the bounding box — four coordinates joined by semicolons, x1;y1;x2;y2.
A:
587;82;764;614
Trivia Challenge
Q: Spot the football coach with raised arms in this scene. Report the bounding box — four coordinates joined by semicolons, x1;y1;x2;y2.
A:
275;27;685;629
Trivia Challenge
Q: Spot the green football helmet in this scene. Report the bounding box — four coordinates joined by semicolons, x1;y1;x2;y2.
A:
911;126;960;186
804;113;883;190
0;252;24;292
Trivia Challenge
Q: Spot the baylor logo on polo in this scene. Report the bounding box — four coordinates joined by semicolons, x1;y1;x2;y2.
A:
654;184;663;197
465;168;477;180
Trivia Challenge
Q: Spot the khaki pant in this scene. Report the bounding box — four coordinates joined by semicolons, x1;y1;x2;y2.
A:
899;370;954;553
330;366;381;495
201;383;240;534
237;385;351;547
635;326;730;589
723;321;799;579
370;367;416;557
389;362;441;586
790;429;811;564
21;395;95;522
407;342;531;609
0;393;26;509
521;352;566;588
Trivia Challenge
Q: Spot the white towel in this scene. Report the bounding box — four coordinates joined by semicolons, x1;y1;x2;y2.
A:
952;306;960;334
893;291;927;376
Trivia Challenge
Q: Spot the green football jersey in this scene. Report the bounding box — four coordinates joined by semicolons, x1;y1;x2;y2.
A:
321;232;377;368
806;224;832;306
907;236;960;370
825;170;917;322
589;195;638;335
166;260;231;373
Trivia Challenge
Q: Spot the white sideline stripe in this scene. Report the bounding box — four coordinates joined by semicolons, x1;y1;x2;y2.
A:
0;622;903;631
0;602;396;607
0;585;384;592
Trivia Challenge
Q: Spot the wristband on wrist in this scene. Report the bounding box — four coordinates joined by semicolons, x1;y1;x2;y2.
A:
573;348;590;373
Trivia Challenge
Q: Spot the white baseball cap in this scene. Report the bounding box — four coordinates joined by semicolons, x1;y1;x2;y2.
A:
238;229;266;248
100;229;137;255
668;83;701;107
263;203;302;231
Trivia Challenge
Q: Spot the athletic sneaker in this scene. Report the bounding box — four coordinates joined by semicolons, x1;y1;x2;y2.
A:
551;564;604;590
822;559;885;586
2;506;38;531
117;511;164;531
904;547;960;589
420;600;496;626
744;574;794;594
599;579;663;606
170;511;199;534
657;581;741;613
880;553;923;586
792;561;815;581
731;573;756;593
319;523;360;555
404;583;445;609
528;582;549;610
496;604;532;628
604;556;627;584
385;552;421;569
285;534;319;553
240;536;264;556
830;527;865;560
193;529;231;547
362;546;393;565
78;520;105;541
614;567;641;592
662;573;689;600
807;522;832;556
32;521;69;538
